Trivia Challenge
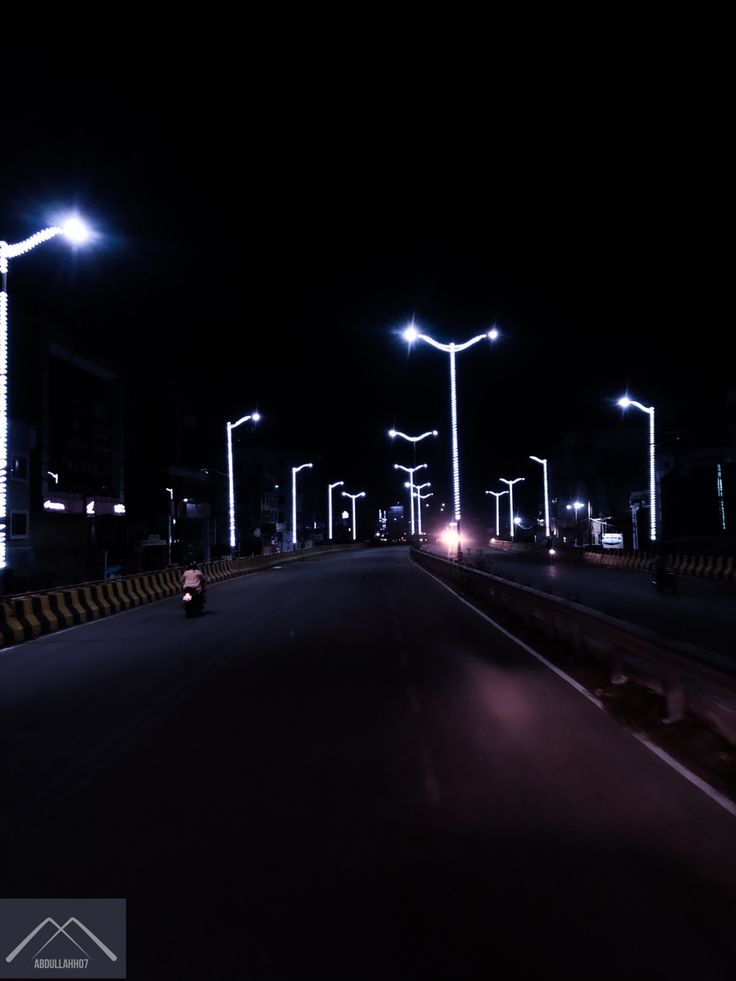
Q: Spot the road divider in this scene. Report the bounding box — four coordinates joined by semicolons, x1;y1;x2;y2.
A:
0;544;364;651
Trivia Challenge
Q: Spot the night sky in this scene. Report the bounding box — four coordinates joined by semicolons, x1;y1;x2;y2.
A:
2;12;729;517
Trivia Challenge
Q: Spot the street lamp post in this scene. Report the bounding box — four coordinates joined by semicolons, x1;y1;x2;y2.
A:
394;463;427;537
617;395;657;543
165;487;174;565
388;428;438;471
341;491;366;541
291;462;313;548
485;489;508;537
226;412;261;553
499;478;525;539
404;323;498;561
414;485;433;536
529;455;551;539
328;480;344;541
1;216;92;573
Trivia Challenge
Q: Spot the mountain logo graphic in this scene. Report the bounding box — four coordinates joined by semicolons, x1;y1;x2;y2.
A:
6;917;117;963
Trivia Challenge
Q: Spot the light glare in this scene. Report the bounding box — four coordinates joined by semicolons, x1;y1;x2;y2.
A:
61;216;91;244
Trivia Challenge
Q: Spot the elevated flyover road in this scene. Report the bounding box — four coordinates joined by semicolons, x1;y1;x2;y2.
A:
1;547;735;980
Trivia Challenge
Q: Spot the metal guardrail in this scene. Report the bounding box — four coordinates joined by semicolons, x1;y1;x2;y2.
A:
412;548;736;747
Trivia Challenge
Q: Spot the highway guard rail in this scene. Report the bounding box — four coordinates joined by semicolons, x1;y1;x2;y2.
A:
412;548;736;748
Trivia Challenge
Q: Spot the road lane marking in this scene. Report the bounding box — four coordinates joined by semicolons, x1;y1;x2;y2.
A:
411;555;736;819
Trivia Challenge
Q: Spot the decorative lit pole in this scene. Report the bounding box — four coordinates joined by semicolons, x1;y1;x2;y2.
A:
165;487;174;565
485;489;508;537
341;490;366;541
291;462;313;548
1;216;91;573
226;412;261;552
394;463;427;536
413;483;432;535
617;395;657;543
328;480;344;541
529;455;551;539
403;322;498;560
388;428;438;471
500;478;525;539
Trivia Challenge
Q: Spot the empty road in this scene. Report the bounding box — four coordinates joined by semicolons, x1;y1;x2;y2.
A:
2;547;735;980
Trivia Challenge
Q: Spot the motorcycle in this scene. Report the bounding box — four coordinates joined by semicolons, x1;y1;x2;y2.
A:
652;563;678;594
182;587;205;617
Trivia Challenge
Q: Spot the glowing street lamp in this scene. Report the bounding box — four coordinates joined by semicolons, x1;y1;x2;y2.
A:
394;462;427;536
388;428;438;471
1;215;92;572
499;477;525;539
341;490;366;541
529;455;551;539
292;462;313;547
617;395;657;543
403;321;498;560
166;487;174;565
566;500;585;546
485;489;508;537
413;483;432;536
226;411;261;551
328;480;344;541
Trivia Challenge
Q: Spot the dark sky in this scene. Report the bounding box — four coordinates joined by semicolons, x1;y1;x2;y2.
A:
1;12;729;517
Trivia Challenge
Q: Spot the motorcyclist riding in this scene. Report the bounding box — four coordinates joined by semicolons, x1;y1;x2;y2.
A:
182;561;206;605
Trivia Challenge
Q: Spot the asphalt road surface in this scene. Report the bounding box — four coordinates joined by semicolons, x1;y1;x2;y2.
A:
2;547;735;980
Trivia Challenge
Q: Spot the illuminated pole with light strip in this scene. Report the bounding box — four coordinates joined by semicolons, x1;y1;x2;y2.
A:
617;395;656;542
500;477;524;539
485;489;508;537
404;323;498;560
412;483;432;535
328;480;344;540
394;463;427;536
227;412;261;552
166;487;174;565
1;217;91;572
341;490;366;541
529;455;551;539
292;462;313;547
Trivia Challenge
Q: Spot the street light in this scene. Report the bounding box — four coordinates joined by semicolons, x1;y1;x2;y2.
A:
388;428;438;470
1;215;93;572
341;490;366;541
617;395;657;543
566;501;586;545
413;484;432;536
529;455;551;539
394;462;427;536
292;462;313;548
499;477;525;539
327;480;344;541
166;487;174;565
485;489;508;537
403;321;498;560
226;411;261;552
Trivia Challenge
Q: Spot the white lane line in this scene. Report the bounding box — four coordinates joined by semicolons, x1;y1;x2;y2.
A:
410;554;736;820
631;732;736;817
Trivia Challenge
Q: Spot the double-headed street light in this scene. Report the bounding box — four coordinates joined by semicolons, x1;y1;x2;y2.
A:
1;216;92;572
226;412;261;551
328;480;344;541
413;482;432;535
292;462;313;548
499;477;525;539
394;462;427;536
341;490;366;541
388;428;438;470
403;322;498;560
529;455;551;539
485;489;508;537
617;395;657;543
